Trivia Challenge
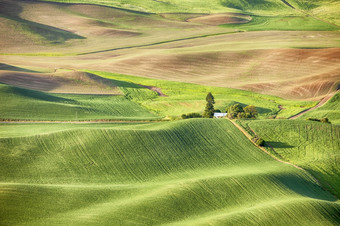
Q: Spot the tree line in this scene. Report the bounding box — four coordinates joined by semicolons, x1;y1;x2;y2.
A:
181;93;258;119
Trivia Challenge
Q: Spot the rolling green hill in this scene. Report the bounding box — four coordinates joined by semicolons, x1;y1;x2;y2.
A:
0;0;339;225
0;84;158;120
0;72;318;120
0;119;339;225
299;92;340;125
238;119;340;197
35;0;340;26
90;70;317;119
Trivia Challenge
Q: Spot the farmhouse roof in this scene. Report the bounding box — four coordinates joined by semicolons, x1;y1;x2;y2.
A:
214;113;227;117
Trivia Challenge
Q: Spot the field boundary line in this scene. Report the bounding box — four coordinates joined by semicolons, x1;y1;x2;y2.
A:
227;118;339;199
78;31;241;55
0;119;164;124
289;91;339;119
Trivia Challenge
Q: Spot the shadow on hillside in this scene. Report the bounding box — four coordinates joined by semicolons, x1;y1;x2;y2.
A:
0;63;39;73
1;83;75;103
0;73;60;91
86;73;146;90
0;0;84;43
273;174;337;202
266;141;294;149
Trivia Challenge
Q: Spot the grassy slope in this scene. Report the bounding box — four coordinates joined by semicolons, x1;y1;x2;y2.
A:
288;0;340;25
0;119;339;225
36;0;290;14
36;0;340;26
89;70;316;118
299;92;340;125
221;15;339;31
0;84;158;120
238;119;340;197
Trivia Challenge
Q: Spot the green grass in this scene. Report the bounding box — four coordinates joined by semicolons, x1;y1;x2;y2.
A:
0;84;158;121
221;15;339;31
287;0;340;25
237;119;340;197
35;0;340;26
36;0;290;14
0;122;156;138
88;70;316;118
299;92;340;125
0;119;339;225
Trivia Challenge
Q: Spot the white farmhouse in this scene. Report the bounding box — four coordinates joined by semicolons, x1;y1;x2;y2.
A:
214;113;227;118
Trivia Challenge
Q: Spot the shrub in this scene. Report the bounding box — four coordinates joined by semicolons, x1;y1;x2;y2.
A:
214;109;221;113
252;135;265;146
320;118;331;124
182;113;202;119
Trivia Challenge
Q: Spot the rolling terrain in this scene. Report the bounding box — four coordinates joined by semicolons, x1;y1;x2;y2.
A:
238;119;340;197
0;0;340;225
1;120;339;225
0;83;158;121
0;0;339;100
299;92;340;124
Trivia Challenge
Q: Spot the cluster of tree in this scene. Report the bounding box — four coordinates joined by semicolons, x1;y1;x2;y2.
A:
252;135;265;146
307;117;331;124
181;112;202;119
182;93;258;120
227;104;257;119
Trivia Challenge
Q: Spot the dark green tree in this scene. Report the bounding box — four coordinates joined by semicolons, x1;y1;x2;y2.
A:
244;105;258;118
203;92;215;118
227;104;244;119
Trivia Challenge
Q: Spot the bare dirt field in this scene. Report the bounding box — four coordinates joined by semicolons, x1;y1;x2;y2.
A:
0;70;121;94
0;0;339;100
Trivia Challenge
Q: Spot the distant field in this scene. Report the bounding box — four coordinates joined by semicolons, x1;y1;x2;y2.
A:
35;0;340;26
0;70;121;94
89;70;317;118
221;15;339;31
0;84;158;120
299;92;340;125
35;0;289;14
238;119;340;197
1;119;339;225
1;0;339;100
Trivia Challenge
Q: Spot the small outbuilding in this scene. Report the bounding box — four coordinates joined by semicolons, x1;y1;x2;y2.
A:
214;113;227;118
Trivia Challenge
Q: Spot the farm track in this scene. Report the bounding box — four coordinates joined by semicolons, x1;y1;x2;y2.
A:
289;91;338;119
228;118;338;199
284;0;340;28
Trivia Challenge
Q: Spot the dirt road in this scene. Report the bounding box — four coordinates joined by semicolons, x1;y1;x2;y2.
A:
289;92;337;119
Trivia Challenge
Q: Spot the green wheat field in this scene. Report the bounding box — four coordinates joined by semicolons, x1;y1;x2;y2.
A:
0;0;339;225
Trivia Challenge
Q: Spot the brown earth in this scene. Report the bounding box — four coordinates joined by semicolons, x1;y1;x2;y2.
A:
139;84;168;97
187;13;251;26
103;47;340;100
0;70;121;95
0;1;339;101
